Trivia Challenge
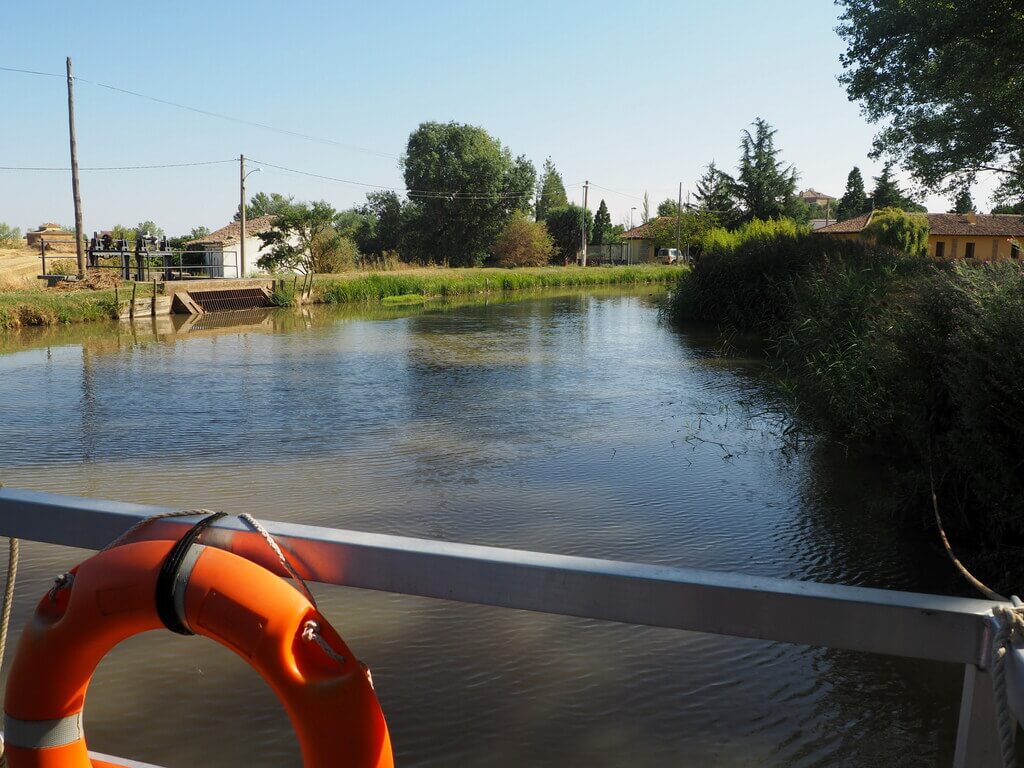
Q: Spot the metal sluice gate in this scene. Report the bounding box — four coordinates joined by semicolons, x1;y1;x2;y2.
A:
187;288;273;313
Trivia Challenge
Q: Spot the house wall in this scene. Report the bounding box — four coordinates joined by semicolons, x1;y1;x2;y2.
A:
822;232;1020;261
196;235;284;277
929;235;1019;261
624;238;657;263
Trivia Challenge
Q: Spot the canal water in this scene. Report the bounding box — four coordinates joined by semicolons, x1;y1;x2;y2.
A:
0;288;961;766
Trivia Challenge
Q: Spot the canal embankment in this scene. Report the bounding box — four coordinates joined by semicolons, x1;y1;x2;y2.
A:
669;221;1024;589
0;264;682;330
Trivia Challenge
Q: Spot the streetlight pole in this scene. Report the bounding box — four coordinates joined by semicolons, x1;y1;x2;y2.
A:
629;207;636;265
581;180;589;267
238;155;262;278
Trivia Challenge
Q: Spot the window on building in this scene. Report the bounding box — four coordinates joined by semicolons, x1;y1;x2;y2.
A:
1012;243;1021;260
964;242;976;258
935;241;945;259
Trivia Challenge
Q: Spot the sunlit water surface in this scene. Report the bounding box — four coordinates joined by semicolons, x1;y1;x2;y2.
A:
0;289;961;766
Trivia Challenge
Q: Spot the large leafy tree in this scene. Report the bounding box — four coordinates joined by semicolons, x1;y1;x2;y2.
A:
257;200;353;273
837;0;1024;194
657;199;679;217
235;192;295;221
354;191;404;257
836;167;870;221
644;211;719;253
402;122;535;266
592;199;611;245
694;162;739;225
169;225;211;250
731;118;798;220
535;158;568;221
544;205;593;262
871;163;926;212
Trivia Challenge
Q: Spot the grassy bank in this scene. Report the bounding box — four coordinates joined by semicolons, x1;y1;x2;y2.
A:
0;289;117;329
0;281;163;330
669;227;1024;589
311;265;680;305
0;266;680;329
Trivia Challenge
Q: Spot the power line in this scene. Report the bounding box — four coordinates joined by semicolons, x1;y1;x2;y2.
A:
589;182;644;200
0;63;398;160
254;158;580;200
0;159;236;171
0;65;63;78
1;63;586;202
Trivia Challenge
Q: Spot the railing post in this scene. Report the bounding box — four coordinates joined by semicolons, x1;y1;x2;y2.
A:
954;664;1003;767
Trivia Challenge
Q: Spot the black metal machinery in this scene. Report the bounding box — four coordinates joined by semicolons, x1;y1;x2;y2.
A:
87;231;176;281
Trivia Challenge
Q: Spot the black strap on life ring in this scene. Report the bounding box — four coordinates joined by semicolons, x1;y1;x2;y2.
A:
154;512;227;635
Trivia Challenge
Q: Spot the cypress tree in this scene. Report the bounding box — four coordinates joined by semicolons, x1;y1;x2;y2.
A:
950;188;975;214
694;161;739;225
535;158;568;221
836;167;870;220
870;163;927;212
592;199;611;245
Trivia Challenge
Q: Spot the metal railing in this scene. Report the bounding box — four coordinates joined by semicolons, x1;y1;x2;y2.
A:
0;488;1012;767
39;245;241;282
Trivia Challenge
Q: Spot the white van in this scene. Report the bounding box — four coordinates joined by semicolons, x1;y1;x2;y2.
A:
657;248;682;264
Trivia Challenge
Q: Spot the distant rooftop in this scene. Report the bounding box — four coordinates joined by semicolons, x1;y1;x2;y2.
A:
815;211;1024;237
187;215;277;245
800;189;836;202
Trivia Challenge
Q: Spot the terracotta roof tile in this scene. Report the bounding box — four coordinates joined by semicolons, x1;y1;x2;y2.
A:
815;213;872;234
814;212;1024;237
621;216;672;239
926;213;1024;236
187;214;277;245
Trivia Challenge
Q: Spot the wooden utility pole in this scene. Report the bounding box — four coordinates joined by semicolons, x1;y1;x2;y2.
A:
581;180;589;267
684;191;692;263
239;154;247;278
66;57;85;278
675;182;682;254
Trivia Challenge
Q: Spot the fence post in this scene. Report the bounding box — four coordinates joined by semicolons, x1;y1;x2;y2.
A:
953;664;1004;767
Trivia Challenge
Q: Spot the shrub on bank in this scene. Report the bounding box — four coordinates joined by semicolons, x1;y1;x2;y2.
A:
670;228;1024;580
490;213;554;267
862;207;930;258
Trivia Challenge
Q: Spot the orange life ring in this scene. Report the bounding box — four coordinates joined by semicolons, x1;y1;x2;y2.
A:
2;536;393;767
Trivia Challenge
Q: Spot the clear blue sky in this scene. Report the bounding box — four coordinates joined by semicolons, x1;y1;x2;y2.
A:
0;0;997;235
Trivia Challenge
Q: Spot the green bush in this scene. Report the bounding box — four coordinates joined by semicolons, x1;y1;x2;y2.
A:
862;207;930;257
0;223;21;248
670;220;1024;585
49;259;79;276
491;213;554;267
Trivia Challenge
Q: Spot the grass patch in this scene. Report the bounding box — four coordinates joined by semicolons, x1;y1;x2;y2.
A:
315;265;681;305
0;281;163;330
0;289;117;329
381;293;428;306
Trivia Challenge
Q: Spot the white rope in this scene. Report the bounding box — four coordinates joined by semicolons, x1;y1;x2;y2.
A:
992;601;1024;768
238;513;317;608
0;537;18;768
301;619;347;666
102;509;220;552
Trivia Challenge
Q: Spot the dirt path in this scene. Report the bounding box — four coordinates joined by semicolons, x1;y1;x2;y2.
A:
0;248;42;288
